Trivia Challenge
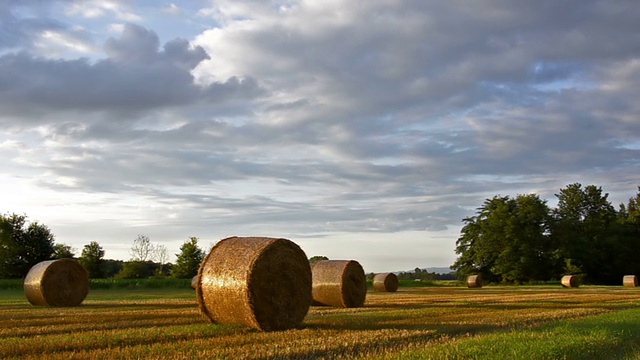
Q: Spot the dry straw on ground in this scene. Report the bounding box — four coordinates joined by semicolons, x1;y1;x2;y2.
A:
466;275;482;288
561;275;580;288
195;236;312;331
623;275;638;287
373;272;399;292
23;259;89;307
311;260;367;308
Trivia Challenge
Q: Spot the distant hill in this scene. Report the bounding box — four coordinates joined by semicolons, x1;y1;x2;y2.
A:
424;267;454;274
392;267;454;275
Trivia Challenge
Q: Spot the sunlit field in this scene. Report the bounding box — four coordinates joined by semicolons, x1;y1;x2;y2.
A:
2;285;640;359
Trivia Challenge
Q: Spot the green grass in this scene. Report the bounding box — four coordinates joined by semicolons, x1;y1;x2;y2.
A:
389;308;640;359
89;277;192;289
0;277;193;290
0;279;23;290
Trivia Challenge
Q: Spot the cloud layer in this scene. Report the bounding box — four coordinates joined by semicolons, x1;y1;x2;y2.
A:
1;1;639;271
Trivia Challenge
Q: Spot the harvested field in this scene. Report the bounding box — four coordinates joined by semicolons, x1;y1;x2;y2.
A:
1;286;640;359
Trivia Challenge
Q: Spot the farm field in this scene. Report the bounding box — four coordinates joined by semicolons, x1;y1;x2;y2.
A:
1;285;640;359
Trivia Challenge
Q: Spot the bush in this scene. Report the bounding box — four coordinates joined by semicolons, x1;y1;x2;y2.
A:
0;279;22;290
89;278;192;290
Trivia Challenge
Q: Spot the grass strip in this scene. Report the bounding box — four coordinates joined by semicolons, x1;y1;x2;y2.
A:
390;308;640;359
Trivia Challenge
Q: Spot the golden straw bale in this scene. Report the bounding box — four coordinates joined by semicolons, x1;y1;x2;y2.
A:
24;259;89;307
467;275;482;288
373;272;398;292
623;275;638;287
311;260;367;308
195;236;312;331
561;275;579;288
191;275;198;289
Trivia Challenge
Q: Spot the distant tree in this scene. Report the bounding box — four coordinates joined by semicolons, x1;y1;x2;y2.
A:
171;237;205;279
309;255;329;265
79;241;105;278
130;234;154;262
152;243;170;277
116;261;158;279
152;243;168;264
366;272;376;281
101;259;124;278
0;213;55;278
52;243;76;259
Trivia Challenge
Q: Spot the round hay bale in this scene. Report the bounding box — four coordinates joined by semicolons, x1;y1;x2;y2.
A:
311;260;366;308
623;275;638;288
195;236;312;331
373;272;398;292
24;259;89;307
561;275;579;288
191;275;198;289
467;275;482;288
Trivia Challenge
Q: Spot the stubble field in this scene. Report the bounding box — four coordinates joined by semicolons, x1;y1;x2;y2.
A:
1;285;640;359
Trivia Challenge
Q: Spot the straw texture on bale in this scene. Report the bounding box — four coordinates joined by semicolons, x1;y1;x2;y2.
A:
467;275;482;288
24;259;89;307
195;236;312;331
623;275;638;287
561;275;579;288
373;272;398;292
311;260;366;308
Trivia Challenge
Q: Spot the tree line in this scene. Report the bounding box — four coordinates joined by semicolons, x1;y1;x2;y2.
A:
452;183;640;285
0;214;205;280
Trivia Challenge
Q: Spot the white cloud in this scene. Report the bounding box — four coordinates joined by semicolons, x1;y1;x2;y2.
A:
34;29;96;57
63;0;142;22
162;4;182;16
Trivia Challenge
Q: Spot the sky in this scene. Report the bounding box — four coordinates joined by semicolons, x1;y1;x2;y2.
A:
1;1;639;273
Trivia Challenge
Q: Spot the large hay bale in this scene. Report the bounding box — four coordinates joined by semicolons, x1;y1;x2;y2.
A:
311;260;366;308
561;275;579;288
467;274;482;288
195;236;312;331
24;259;89;307
191;275;198;289
623;275;638;287
373;272;398;292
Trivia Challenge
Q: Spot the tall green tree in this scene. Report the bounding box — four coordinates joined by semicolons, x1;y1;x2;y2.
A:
79;241;105;278
492;194;555;283
619;186;640;232
615;187;640;277
452;194;554;284
552;183;617;283
453;196;511;283
0;213;55;278
171;237;204;279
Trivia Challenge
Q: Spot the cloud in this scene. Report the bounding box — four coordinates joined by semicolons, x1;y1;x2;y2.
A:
0;23;262;120
1;1;639;268
63;0;142;21
162;4;183;17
